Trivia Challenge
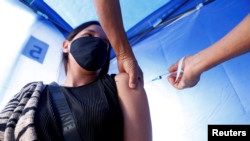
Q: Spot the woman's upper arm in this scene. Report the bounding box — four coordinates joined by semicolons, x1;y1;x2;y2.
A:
115;73;152;141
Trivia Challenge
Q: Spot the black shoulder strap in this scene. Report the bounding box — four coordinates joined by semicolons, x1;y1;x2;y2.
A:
48;82;82;141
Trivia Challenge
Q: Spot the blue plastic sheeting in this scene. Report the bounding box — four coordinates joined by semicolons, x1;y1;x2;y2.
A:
19;0;171;59
127;0;217;46
127;0;188;41
19;0;72;36
19;0;170;34
130;0;249;42
6;0;249;140
109;0;250;140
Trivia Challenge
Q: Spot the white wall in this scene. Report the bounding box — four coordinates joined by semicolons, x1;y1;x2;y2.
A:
0;0;65;110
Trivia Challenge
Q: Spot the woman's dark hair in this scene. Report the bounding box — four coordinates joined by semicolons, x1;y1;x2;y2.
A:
62;21;111;76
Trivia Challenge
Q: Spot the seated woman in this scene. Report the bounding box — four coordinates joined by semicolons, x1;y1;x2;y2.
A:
0;21;152;141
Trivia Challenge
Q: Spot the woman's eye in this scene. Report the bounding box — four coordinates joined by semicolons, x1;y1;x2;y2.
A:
82;34;92;37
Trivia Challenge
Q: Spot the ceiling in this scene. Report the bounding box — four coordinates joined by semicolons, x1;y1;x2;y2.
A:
43;0;170;31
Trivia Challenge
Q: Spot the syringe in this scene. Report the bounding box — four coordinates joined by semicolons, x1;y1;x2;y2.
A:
146;70;184;84
145;56;185;84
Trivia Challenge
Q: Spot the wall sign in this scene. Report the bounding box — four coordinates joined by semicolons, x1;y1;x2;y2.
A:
22;36;49;64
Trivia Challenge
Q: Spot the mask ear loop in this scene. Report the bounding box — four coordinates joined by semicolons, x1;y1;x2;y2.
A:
107;43;110;51
105;39;111;51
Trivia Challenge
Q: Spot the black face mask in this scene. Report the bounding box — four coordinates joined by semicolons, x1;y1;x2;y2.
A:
70;36;108;71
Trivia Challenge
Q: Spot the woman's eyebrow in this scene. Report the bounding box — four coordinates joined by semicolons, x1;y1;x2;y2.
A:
82;29;96;34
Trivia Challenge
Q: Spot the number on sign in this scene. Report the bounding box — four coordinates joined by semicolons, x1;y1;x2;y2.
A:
29;45;43;60
22;36;49;64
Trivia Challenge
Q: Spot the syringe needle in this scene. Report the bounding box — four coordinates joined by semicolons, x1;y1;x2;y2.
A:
145;70;184;84
145;57;185;84
156;71;183;80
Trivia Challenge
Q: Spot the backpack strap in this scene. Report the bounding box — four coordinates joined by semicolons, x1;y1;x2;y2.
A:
48;82;82;141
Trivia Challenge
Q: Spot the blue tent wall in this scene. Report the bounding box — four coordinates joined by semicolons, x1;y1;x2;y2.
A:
109;0;250;140
1;0;249;140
